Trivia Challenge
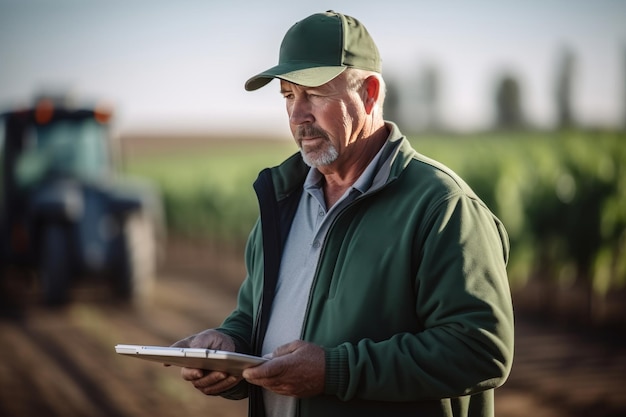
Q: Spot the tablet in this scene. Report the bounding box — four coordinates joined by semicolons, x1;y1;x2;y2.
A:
115;344;267;375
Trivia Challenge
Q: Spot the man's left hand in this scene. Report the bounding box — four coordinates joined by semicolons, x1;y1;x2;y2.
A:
242;340;325;398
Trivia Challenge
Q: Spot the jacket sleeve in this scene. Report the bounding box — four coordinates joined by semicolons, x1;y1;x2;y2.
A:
216;221;261;353
325;193;515;402
213;223;261;400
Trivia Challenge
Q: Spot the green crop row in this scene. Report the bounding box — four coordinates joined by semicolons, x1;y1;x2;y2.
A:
125;141;297;244
126;131;626;295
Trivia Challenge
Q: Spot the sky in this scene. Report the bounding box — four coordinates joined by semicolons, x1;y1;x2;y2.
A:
1;0;625;137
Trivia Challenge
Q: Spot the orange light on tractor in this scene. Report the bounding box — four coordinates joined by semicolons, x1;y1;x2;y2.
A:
94;102;113;124
35;98;54;124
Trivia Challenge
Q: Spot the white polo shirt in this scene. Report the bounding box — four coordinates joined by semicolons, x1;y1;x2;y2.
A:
262;146;386;417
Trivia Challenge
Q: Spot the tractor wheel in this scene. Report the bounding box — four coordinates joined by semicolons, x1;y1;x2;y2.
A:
112;213;156;305
40;224;71;305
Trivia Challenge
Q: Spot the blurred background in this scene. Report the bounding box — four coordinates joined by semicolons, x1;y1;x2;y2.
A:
1;1;625;417
1;0;625;135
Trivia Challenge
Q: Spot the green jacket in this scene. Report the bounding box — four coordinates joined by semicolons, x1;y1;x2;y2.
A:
218;123;514;417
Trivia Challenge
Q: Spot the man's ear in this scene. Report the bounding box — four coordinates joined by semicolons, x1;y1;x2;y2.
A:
363;76;381;115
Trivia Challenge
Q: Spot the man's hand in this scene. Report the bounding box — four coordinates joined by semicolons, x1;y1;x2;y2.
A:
170;329;243;396
242;340;325;398
171;328;236;351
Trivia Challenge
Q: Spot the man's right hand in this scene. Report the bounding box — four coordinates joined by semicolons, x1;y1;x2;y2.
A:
170;329;243;396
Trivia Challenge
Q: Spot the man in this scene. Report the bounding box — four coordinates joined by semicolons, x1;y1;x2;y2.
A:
173;10;514;417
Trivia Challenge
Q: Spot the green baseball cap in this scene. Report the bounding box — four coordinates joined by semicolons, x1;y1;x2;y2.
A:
244;10;381;91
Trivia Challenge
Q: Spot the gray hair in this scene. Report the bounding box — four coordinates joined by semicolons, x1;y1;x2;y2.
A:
343;68;387;115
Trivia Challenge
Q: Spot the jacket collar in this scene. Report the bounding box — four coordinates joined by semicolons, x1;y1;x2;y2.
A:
269;121;415;201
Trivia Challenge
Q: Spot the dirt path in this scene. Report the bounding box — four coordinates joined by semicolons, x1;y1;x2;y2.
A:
0;239;249;417
1;239;625;417
496;317;626;417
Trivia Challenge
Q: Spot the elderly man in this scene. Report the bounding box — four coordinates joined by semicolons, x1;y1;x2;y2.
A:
173;10;514;417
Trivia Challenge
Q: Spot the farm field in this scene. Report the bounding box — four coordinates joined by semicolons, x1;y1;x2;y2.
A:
0;238;625;417
1;130;624;417
123;130;626;307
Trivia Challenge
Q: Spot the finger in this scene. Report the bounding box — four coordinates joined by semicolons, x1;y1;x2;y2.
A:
272;340;303;357
193;374;241;396
180;367;207;381
192;372;235;388
170;336;194;348
242;358;284;381
189;331;233;350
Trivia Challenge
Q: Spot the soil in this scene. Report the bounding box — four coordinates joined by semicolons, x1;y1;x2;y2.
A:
0;238;624;417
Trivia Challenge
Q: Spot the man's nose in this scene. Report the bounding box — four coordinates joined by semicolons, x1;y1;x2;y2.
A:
289;96;314;125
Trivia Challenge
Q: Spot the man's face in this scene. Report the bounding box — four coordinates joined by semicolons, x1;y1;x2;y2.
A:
280;73;366;169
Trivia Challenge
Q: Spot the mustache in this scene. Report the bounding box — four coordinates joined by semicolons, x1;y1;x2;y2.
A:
295;125;329;141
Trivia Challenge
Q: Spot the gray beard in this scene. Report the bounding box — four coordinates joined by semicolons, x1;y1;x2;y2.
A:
300;144;339;168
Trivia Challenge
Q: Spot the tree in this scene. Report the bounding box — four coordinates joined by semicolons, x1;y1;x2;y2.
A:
419;65;442;132
494;73;525;130
623;45;626;131
383;75;402;127
555;46;577;129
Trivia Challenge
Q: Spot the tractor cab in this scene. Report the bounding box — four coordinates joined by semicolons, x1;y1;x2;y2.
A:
0;97;162;305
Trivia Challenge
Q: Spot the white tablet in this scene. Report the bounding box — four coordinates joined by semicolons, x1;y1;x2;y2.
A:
115;344;267;376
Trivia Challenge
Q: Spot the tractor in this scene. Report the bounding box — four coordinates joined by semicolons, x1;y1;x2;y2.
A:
0;97;163;305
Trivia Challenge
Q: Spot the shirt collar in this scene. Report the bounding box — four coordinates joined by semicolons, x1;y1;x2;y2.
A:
303;137;389;195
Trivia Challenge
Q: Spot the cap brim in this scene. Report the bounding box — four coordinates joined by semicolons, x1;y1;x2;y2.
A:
245;65;346;91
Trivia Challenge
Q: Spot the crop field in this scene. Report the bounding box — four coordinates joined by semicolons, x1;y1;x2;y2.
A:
1;130;624;417
123;129;626;318
122;136;297;244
